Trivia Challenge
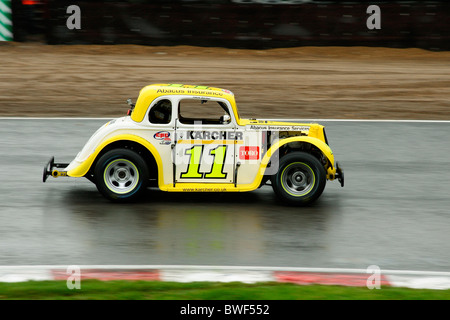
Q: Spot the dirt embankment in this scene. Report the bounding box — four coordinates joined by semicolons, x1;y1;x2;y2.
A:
1;42;449;120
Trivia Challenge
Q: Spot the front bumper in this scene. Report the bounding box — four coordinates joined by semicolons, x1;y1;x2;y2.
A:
335;161;344;187
42;157;70;182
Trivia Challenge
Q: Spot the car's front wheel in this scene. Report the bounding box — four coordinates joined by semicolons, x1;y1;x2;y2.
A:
94;148;149;202
271;152;326;206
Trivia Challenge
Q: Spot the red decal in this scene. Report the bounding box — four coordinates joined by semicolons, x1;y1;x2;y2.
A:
239;146;260;160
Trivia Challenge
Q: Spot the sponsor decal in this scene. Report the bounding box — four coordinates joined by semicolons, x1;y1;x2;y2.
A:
157;89;186;94
160;137;172;145
154;131;172;145
154;131;170;139
156;87;224;97
181;187;227;192
185;131;243;140
186;89;223;96
239;146;260;160
247;125;310;132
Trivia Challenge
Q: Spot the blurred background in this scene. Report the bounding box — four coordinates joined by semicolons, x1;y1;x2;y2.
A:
7;0;450;50
1;0;449;120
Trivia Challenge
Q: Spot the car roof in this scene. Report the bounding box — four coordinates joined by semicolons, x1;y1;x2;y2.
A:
131;84;238;123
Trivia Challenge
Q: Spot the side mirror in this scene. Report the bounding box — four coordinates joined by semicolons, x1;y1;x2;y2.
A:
222;114;231;124
126;99;135;116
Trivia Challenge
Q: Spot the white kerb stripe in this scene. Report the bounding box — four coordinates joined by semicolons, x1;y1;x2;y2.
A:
0;268;53;283
387;275;450;290
160;269;275;284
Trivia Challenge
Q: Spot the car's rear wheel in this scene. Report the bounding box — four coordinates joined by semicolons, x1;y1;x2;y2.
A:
94;148;149;202
271;152;326;206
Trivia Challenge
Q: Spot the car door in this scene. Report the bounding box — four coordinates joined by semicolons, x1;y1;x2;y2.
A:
174;97;237;184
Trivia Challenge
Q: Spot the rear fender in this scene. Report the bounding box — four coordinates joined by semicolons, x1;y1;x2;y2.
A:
67;134;164;184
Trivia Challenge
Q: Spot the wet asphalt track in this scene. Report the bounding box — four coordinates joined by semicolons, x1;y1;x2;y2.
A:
0;118;449;272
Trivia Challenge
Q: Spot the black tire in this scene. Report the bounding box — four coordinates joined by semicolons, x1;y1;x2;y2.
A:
271;152;326;206
94;148;149;202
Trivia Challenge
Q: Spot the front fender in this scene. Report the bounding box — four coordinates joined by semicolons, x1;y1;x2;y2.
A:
67;134;164;182
259;136;336;176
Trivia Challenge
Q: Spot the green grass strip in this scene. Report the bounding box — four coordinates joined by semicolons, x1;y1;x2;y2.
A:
0;280;449;300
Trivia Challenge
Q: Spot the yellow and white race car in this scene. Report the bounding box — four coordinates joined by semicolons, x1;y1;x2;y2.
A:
43;84;343;205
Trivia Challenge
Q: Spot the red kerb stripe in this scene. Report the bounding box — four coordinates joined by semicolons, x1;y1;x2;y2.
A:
274;271;390;287
52;269;160;281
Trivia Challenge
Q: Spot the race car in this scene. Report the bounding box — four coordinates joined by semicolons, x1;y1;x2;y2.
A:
43;84;343;205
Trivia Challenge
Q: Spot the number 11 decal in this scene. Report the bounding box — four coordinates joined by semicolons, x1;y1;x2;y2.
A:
180;145;228;179
205;145;227;179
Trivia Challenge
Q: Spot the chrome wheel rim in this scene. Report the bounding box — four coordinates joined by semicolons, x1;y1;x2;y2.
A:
103;159;139;194
281;162;315;197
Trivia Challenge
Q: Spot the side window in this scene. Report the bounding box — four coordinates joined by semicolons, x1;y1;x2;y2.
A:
178;99;231;125
149;99;172;124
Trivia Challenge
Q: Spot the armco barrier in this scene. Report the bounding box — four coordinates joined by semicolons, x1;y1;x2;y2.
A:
11;1;450;50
